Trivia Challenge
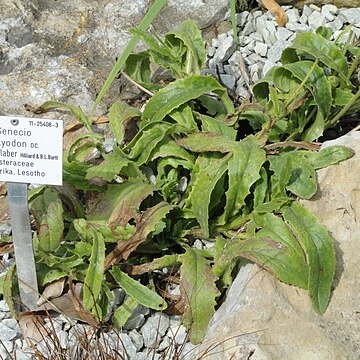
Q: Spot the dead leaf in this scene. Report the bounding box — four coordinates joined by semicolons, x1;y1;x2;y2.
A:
104;202;174;270
18;311;48;343
261;0;288;26
37;277;66;307
0;240;13;255
40;282;99;326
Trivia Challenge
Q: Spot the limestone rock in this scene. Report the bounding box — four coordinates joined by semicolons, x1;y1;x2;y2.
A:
193;131;360;360
0;0;227;122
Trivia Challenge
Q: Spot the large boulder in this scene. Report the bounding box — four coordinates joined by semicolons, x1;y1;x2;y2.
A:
192;131;360;360
0;0;228;120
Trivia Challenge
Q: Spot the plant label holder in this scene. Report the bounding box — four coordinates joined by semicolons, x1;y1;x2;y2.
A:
0;116;63;310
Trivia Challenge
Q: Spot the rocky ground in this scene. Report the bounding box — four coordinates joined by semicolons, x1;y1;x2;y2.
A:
0;1;359;359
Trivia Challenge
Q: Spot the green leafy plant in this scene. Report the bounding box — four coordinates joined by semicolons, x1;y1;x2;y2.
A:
4;22;359;346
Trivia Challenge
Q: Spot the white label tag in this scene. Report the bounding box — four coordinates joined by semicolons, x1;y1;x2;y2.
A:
0;116;63;185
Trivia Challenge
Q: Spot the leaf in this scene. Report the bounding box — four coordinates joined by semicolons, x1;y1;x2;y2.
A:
278;60;332;116
239;234;308;289
86;182;156;225
286;152;317;199
110;266;167;310
83;231;105;315
86;149;130;182
269;151;317;199
36;263;68;287
35;101;91;130
105;202;175;269
30;188;64;252
222;136;266;222
112;296;139;328
126;122;174;165
238;109;270;132
302;108;325;141
197;113;237;140
108;101;141;145
142;75;234;123
130;254;180;275
63;157;100;191
48;282;99;325
18;312;47;343
169;104;198;129
304;145;355;170
149;136;195;164
288;32;348;77
37;277;66;307
185;154;230;237
282;202;336;314
180;248;219;344
123;52;153;89
177;132;236;153
3;264;18;319
168;19;206;74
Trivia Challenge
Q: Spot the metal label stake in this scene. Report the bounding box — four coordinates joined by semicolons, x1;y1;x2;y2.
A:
8;182;39;310
0;115;63;312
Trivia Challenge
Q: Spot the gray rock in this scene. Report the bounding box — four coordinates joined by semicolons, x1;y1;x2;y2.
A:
333;30;352;43
267;40;291;63
134;351;161;360
57;330;68;349
207;45;216;57
129;329;144;351
262;59;277;76
235;82;251;99
179;342;198;360
158;335;171;352
14;348;35;360
194;132;360;359
338;8;360;25
213;36;235;63
249;32;263;42
211;32;227;48
0;300;10;312
154;0;229;30
285;8;301;23
244;53;264;66
219;74;236;90
242;19;256;36
141;313;170;348
276;26;293;41
302;4;314;19
104;332;137;359
254;42;268;57
249;63;261;83
308;11;326;30
321;4;339;22
241;40;256;55
227;51;247;79
252;10;264;20
192;239;203;250
236;11;249;27
265;20;278;45
328;17;344;31
286;22;311;32
124;313;146;331
168;319;188;345
0;223;11;237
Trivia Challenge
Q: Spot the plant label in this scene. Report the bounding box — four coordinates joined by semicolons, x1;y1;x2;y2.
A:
0;116;63;185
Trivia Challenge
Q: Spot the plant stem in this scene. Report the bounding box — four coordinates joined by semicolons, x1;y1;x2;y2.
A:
284;60;318;110
121;71;155;96
328;86;360;127
348;49;360;79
